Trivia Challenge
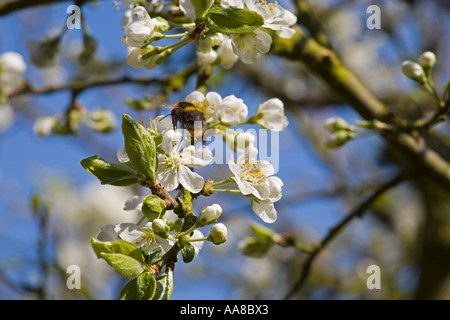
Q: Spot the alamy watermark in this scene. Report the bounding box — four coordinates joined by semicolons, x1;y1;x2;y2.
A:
366;264;381;290
366;5;381;30
66;265;81;290
67;5;81;30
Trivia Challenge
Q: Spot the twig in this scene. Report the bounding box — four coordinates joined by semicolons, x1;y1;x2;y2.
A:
270;27;450;190
283;171;408;299
294;0;335;51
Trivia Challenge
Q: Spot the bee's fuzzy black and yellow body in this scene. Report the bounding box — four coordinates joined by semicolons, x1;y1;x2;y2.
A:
171;101;206;136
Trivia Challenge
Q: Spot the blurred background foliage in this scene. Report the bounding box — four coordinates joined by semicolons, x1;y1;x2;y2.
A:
0;0;449;299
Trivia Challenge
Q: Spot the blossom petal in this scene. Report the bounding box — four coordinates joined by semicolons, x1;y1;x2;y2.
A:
192;146;213;168
157;167;179;191
178;165;204;193
123;195;146;211
185;91;205;105
191;230;205;257
252;199;277;223
97;225;120;241
266;176;283;202
114;223;144;243
162;129;182;154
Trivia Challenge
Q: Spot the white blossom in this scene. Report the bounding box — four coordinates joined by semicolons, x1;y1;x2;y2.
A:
33;116;58;137
196;49;218;68
185;90;222;123
220;94;248;125
229;145;274;200
122;7;156;48
156;129;212;193
126;47;149;68
251;199;277;223
230;29;272;64
217;38;239;69
0;51;27;75
0;51;27;95
243;0;297;39
179;0;197;19
98;222;174;253
254;98;288;131
229;145;283;222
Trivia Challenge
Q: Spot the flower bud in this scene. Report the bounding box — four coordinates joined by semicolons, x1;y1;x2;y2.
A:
85;109;117;133
401;61;426;84
323;117;354;133
417;51;436;70
196;204;222;227
0;51;27;75
153;17;170;33
152;218;169;238
325;131;355;149
207;223;227;245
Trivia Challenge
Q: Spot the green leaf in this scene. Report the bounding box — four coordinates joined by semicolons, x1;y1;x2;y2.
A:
81;155;143;187
140;246;162;265
239;236;272;258
141;195;166;221
181;242;196;263
121;114;157;183
120;272;156;300
153;272;174;300
91;238;144;262
191;0;214;18
204;8;264;34
99;252;146;278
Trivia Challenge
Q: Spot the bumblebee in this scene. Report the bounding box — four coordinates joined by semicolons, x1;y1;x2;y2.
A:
170;101;206;137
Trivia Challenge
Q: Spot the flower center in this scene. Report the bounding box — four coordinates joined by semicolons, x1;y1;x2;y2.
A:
255;0;279;17
240;158;266;184
165;154;182;169
134;232;156;248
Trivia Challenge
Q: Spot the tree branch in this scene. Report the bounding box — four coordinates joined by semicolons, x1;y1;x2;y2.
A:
10;64;198;98
294;0;335;51
271;28;450;190
284;171;408;299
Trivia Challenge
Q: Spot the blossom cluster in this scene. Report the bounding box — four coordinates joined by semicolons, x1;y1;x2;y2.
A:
118;0;297;68
84;89;289;285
